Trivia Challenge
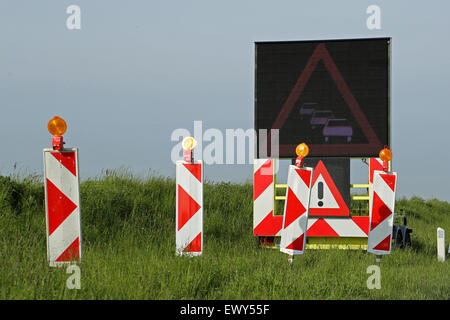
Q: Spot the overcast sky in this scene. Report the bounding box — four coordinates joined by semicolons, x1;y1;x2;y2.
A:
1;1;449;201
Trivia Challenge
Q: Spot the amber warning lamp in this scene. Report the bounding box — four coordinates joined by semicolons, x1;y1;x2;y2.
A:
295;143;309;168
48;116;67;151
182;136;197;163
379;146;392;171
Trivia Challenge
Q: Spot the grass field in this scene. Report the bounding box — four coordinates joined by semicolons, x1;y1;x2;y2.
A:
0;171;449;299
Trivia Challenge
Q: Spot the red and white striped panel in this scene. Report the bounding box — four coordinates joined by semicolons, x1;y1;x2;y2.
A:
368;170;397;255
176;160;203;256
369;158;384;186
253;159;283;236
43;148;82;267
280;165;313;255
369;158;385;212
307;216;370;237
369;158;391;195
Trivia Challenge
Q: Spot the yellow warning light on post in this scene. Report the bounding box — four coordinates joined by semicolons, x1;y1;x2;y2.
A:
182;136;197;151
295;143;309;158
48;116;67;137
379;146;392;162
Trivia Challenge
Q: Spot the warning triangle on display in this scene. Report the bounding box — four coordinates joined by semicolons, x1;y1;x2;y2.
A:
269;42;383;157
309;161;349;217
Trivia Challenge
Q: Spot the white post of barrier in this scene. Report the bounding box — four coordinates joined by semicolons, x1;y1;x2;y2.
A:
176;137;203;256
44;117;82;267
437;227;445;262
280;143;313;263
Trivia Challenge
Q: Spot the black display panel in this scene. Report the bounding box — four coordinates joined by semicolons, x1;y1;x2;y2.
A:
255;38;390;158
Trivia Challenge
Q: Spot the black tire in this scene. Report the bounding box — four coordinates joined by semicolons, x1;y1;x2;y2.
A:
404;231;411;247
394;231;403;249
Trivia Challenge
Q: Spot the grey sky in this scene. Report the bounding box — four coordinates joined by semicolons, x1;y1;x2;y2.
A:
1;1;449;201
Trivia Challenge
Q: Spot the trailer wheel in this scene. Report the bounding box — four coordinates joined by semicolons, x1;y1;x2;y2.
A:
404;231;411;247
394;231;403;249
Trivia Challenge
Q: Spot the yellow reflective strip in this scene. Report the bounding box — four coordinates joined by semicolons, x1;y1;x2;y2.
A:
351;195;370;200
350;184;369;188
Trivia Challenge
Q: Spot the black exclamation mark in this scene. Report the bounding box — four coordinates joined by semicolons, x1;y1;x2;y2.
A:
318;182;324;207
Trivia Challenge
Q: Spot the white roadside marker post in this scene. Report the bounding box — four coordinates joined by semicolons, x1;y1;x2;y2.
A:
437;227;445;262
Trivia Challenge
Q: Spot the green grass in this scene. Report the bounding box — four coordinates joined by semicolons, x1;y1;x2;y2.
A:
0;171;449;299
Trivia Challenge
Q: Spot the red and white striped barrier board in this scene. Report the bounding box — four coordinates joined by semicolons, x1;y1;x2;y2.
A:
367;170;397;255
307;216;369;237
176;160;203;256
253;159;283;236
369;158;384;190
43;148;82;267
280;165;313;255
369;158;391;195
369;158;388;213
253;159;371;239
369;158;384;182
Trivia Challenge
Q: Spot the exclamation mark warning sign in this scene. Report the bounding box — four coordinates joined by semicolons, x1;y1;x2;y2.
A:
310;175;339;209
307;160;350;217
317;182;324;207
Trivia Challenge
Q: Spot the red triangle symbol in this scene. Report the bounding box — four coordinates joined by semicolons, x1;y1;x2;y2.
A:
369;158;384;184
307;218;339;237
46;179;78;235
51;152;77;176
283;187;306;229
270;43;383;156
254;210;283;236
295;168;312;188
254;160;273;200
370;192;392;231
352;216;370;236
285;233;305;251
56;237;80;262
309;161;349;217
183;163;202;183
183;232;202;252
177;185;201;231
373;234;391;251
380;173;396;192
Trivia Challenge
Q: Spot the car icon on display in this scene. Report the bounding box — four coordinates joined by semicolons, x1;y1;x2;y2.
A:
310;110;334;129
322;118;353;143
299;102;318;120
